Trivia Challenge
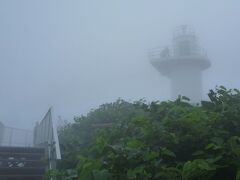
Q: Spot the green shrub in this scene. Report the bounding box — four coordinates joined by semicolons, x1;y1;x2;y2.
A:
56;87;240;180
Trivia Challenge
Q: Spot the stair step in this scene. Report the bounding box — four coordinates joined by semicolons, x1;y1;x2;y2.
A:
0;146;47;177
0;152;44;160
0;175;42;180
0;147;44;154
0;159;46;168
0;159;44;162
0;167;45;175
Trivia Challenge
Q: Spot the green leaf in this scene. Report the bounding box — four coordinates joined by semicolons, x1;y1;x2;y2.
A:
92;169;111;180
127;169;137;179
197;160;215;171
182;159;217;180
236;170;240;180
160;147;176;158
192;150;205;156
126;138;144;148
205;143;222;150
143;151;159;161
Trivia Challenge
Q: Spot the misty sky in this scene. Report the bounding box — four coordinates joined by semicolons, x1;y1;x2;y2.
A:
0;0;240;129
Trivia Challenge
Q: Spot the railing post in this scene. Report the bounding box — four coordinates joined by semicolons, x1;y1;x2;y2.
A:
9;128;13;146
0;122;4;146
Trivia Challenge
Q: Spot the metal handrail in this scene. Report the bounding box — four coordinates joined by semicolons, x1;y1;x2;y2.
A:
149;46;207;60
0;126;33;147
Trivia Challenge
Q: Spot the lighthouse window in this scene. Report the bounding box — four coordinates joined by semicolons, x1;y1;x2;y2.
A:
178;41;191;56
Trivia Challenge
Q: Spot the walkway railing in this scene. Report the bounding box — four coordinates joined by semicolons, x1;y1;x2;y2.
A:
149;46;207;60
0;108;61;170
0;125;33;147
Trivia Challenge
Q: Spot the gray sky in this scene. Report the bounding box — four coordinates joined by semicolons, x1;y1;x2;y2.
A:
0;0;240;129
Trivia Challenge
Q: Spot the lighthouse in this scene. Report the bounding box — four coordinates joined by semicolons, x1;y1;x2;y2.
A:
149;25;211;103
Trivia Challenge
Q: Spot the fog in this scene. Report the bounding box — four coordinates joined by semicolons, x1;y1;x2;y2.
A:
0;0;240;129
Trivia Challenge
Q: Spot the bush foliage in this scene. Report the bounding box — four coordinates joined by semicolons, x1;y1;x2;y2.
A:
55;86;240;180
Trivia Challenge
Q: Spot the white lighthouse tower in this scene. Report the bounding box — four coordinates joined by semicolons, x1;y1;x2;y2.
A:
150;25;211;103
